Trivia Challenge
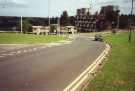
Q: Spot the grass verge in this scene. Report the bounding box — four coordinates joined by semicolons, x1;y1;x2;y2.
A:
85;32;135;91
0;33;67;44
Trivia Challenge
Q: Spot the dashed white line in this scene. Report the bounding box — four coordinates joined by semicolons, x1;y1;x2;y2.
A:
1;54;8;56
7;53;14;56
0;56;4;58
10;52;17;54
0;47;39;58
33;48;37;51
0;41;71;56
47;45;52;48
16;51;21;54
23;50;27;53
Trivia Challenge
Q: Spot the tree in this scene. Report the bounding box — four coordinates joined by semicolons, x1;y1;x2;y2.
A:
60;11;70;26
69;16;75;26
18;19;32;33
100;5;120;29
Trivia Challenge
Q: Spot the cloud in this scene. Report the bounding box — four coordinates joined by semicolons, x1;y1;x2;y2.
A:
0;0;28;8
97;0;135;5
97;0;116;5
123;0;135;3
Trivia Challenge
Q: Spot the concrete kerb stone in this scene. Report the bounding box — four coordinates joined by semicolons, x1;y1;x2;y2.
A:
63;44;111;91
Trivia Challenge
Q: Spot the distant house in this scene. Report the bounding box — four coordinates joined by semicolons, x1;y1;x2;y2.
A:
60;27;68;34
32;25;77;35
66;26;77;34
60;26;77;34
32;26;49;35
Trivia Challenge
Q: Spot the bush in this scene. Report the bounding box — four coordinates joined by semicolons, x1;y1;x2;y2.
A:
17;19;32;33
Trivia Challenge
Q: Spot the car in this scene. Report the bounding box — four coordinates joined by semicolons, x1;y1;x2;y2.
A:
94;34;103;42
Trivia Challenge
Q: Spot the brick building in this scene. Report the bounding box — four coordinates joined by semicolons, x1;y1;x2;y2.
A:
75;8;96;32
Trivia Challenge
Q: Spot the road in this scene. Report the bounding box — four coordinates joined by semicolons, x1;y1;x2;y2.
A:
0;36;105;91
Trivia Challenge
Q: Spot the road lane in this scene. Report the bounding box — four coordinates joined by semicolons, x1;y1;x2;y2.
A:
0;36;105;91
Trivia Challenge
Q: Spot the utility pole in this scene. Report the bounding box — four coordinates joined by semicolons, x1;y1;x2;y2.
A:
48;0;51;33
20;16;23;33
117;13;120;29
57;17;61;36
114;6;120;29
129;0;134;43
116;7;120;29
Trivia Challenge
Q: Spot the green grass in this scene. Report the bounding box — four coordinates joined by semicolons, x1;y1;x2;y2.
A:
85;32;135;91
0;33;67;44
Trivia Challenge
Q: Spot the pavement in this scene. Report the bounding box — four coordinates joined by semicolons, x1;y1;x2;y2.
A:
0;35;106;91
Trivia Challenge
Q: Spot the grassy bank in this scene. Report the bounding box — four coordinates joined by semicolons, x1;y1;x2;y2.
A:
0;33;67;44
85;32;135;91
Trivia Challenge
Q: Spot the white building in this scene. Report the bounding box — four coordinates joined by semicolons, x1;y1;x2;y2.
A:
32;26;49;35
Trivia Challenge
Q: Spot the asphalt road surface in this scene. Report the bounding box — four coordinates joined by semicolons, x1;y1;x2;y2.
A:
0;36;105;91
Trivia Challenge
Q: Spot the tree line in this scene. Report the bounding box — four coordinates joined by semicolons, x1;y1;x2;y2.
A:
0;5;135;32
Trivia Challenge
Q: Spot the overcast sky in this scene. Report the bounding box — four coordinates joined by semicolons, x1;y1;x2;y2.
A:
0;0;134;17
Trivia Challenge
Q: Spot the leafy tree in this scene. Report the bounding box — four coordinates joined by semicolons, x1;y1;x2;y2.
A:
69;16;75;26
18;19;32;33
60;11;70;26
100;5;120;28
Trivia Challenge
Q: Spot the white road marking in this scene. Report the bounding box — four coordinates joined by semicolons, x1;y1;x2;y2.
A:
23;50;27;53
10;52;17;54
47;45;52;48
33;48;37;51
7;53;14;56
1;54;8;56
0;56;4;58
16;51;21;54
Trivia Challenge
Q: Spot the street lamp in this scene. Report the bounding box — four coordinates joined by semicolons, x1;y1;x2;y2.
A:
114;6;120;29
129;0;134;43
57;16;61;36
116;9;120;29
20;16;23;33
48;0;51;32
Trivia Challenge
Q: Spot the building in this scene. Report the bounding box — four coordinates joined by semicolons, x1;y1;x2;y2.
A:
75;8;96;32
32;26;49;35
66;26;77;34
32;25;77;35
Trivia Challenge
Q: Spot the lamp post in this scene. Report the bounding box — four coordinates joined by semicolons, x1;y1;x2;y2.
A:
57;17;61;36
48;0;51;33
20;16;23;33
114;6;120;29
116;10;120;29
129;0;134;43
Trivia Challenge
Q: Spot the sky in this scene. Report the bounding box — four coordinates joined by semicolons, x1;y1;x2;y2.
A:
0;0;134;17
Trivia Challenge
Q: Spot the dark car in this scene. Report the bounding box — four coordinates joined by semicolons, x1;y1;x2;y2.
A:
94;34;103;42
